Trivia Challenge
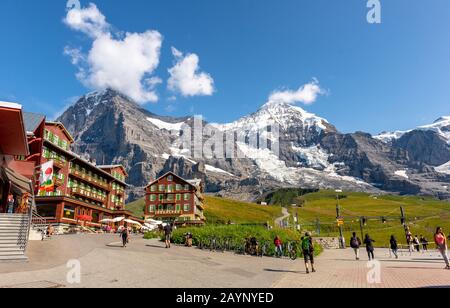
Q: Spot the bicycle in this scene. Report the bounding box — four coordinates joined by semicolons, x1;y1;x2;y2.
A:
287;241;299;260
258;241;269;257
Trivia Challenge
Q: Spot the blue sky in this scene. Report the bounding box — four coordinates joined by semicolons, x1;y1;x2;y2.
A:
0;0;449;134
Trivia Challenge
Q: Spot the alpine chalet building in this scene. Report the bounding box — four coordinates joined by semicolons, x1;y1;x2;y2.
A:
31;121;140;232
144;172;205;225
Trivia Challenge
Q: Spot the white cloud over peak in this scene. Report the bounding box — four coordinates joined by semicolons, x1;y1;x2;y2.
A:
268;79;324;105
64;3;162;104
168;47;215;97
64;3;109;39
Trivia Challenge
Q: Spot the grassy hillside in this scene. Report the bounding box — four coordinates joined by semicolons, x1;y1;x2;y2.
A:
204;196;282;224
285;190;450;247
126;198;146;219
125;195;283;224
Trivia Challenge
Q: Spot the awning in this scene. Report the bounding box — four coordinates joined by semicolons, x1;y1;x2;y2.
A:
1;167;33;194
0;102;29;156
111;217;125;223
124;219;142;227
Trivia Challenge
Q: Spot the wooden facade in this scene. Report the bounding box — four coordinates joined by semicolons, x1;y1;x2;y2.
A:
32;122;140;227
144;172;205;225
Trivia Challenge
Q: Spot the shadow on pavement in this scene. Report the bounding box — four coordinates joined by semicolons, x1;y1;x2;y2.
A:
106;242;124;248
146;244;168;249
386;266;447;270
264;268;303;274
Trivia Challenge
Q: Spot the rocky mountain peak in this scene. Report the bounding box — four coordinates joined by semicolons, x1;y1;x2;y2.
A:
55;89;450;202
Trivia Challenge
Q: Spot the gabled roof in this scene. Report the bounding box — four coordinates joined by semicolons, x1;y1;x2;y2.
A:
97;165;129;177
45;121;75;144
145;171;199;190
23;112;45;134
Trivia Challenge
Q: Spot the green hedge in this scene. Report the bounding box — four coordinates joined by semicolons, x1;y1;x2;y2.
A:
145;225;322;257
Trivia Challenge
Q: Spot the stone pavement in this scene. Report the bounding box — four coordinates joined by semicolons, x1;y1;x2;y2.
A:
273;247;450;288
0;235;448;288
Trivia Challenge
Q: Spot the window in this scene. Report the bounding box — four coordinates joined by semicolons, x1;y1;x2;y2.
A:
183;204;191;212
159;184;165;192
176;204;181;212
159;194;164;201
167;194;174;201
158;205;163;211
167;175;173;181
150;195;156;201
168;205;174;211
184;184;190;190
151;185;157;192
148;205;155;213
176;194;181;201
63;206;75;219
167;184;173;193
176;184;182;191
184;193;190;201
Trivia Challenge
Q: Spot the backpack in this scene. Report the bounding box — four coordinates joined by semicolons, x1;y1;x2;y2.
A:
350;237;359;248
301;237;311;251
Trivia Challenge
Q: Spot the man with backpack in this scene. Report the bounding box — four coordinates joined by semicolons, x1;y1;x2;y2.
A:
164;223;173;248
301;232;316;274
350;232;362;260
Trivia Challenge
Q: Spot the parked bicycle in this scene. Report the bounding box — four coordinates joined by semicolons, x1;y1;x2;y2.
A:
258;241;269;257
287;241;299;260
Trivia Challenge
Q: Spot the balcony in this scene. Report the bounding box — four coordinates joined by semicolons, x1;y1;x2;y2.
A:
70;169;110;190
53;159;66;169
155;210;182;216
70;187;107;204
53;176;65;187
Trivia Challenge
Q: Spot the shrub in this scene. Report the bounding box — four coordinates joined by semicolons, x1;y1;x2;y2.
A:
144;225;322;258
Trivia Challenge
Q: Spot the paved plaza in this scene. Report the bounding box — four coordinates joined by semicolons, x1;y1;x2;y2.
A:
0;234;448;288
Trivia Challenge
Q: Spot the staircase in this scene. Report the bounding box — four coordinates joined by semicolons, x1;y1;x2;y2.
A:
0;213;30;262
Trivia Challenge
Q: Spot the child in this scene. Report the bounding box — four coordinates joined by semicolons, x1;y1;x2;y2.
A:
274;235;283;257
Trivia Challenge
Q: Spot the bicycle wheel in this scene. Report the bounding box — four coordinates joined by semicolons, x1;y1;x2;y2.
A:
260;243;268;257
289;242;298;260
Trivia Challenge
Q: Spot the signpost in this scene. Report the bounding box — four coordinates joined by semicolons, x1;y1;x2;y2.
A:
335;189;346;249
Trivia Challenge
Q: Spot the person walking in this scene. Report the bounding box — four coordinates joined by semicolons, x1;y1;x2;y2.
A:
301;232;316;274
120;223;129;248
274;235;283;258
413;235;421;253
390;235;399;259
164;223;173;248
364;234;376;261
434;227;450;270
420;235;428;252
350;232;362;260
405;227;413;255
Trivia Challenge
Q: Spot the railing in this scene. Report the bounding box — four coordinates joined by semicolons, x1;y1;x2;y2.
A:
18;197;35;252
155;210;182;215
70;170;110;190
70;187;107;203
31;209;47;232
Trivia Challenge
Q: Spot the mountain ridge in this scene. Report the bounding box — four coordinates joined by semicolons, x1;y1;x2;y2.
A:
56;89;450;201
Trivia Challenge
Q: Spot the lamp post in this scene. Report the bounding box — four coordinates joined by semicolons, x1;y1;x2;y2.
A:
335;189;345;249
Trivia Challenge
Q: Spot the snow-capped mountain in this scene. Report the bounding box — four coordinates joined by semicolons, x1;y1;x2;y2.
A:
375;116;450;144
57;89;450;201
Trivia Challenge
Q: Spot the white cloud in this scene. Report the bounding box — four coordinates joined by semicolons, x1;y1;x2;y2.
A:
168;47;215;97
64;3;163;104
64;3;109;39
268;79;324;105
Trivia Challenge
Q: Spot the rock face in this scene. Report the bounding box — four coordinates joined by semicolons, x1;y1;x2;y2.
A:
57;89;450;201
393;130;450;166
